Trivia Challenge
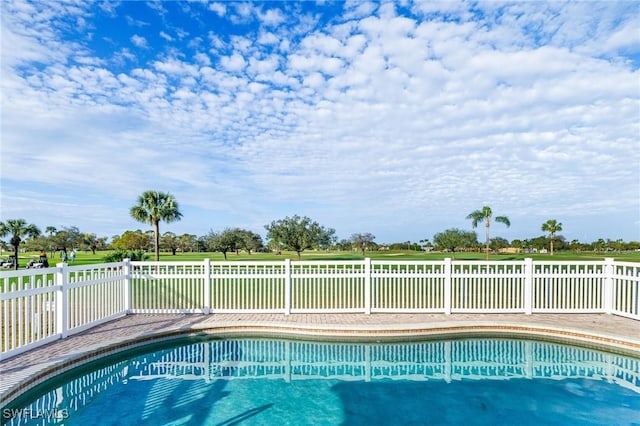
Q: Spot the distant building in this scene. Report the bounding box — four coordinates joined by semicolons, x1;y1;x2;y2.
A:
498;247;521;254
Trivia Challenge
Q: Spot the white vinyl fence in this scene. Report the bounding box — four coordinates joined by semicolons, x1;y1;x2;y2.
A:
1;258;638;360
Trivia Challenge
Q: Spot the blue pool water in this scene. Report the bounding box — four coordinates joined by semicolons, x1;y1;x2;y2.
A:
3;338;639;425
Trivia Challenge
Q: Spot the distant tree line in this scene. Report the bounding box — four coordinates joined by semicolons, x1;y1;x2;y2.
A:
2;220;638;265
2;197;639;268
0;221;110;269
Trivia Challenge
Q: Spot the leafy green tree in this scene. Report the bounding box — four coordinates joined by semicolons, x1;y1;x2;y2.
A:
206;228;243;260
350;233;376;256
611;238;624;253
489;237;510;251
627;241;640;251
83;233;107;254
144;230;155;254
265;215;336;260
0;219;41;269
50;226;83;256
570;239;581;253
555;235;568;251
112;230;151;251
420;239;434;252
467;206;511;260
541;219;563;255
529;235;548;251
433;228;477;258
388;241;420;250
335;239;353;251
38;226;57;256
21;235;47;252
592;238;606;252
178;234;197;253
130;191;183;261
161;231;179;255
238;229;264;254
198;235;213;252
203;228;263;258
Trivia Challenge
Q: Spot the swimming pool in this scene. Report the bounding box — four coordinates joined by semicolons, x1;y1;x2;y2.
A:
3;337;639;425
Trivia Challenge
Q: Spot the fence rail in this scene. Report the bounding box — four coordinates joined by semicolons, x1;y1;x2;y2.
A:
1;258;638;360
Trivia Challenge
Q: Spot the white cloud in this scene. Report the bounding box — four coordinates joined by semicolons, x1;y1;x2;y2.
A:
258;8;286;27
342;0;378;20
159;31;173;42
302;72;324;89
130;34;148;48
193;52;211;66
145;1;166;16
220;53;247;72
1;0;638;243
412;1;471;17
600;16;640;53
207;32;225;50
125;15;149;28
175;28;189;39
0;1;84;70
247;55;279;75
152;58;198;77
257;31;280;46
98;1;120;16
229;2;254;24
208;2;226;17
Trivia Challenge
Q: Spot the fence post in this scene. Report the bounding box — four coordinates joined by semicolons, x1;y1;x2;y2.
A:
364;258;372;314
123;258;131;314
55;263;68;338
524;258;533;315
603;258;614;314
444;258;452;315
203;258;211;314
284;258;291;315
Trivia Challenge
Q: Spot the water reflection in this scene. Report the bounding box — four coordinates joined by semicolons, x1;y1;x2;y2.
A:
4;338;639;425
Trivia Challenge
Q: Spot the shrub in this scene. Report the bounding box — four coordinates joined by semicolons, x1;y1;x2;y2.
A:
103;249;148;262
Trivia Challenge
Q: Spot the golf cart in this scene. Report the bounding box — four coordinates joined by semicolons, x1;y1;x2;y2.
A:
1;255;16;269
26;254;49;269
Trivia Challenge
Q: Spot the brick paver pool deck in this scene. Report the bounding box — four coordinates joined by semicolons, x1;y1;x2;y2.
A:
1;313;639;407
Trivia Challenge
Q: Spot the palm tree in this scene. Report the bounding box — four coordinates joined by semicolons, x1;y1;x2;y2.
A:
0;219;41;269
130;191;183;261
43;226;58;256
541;219;563;256
466;206;510;260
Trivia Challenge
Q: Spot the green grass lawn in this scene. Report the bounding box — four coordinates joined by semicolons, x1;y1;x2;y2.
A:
3;249;637;267
153;249;640;262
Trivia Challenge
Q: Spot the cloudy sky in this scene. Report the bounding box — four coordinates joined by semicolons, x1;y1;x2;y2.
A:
1;1;639;244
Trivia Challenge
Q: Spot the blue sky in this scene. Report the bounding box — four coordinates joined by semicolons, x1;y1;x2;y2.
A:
1;1;639;244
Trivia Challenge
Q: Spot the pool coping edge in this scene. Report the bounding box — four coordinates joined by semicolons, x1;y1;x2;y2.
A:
1;319;639;408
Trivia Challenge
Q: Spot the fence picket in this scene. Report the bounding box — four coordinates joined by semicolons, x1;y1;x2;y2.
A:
1;258;638;360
